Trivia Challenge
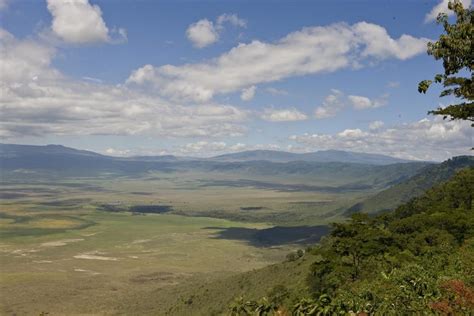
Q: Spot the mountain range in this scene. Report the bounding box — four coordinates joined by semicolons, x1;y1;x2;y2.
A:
346;155;474;214
211;149;412;164
1;144;413;166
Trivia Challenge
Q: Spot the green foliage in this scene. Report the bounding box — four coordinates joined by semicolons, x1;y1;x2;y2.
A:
228;296;278;316
286;249;305;262
232;167;474;315
418;0;474;124
293;295;346;315
306;167;473;314
347;155;474;215
267;285;290;306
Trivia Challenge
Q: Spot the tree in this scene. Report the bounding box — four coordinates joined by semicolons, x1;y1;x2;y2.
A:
418;0;473;125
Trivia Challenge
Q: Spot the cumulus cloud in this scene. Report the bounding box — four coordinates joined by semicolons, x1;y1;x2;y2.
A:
353;22;428;60
129;22;429;102
186;13;246;48
105;147;131;157
186;19;219;48
425;0;471;23
181;141;227;154
0;81;248;138
240;85;256;101
368;120;384;130
289;118;472;161
314;89;345;119
315;90;388;118
0;29;58;84
216;13;247;28
175;141;283;157
46;0;126;44
0;29;248;139
102;141;294;158
261;108;308;122
348;94;387;110
348;95;372;109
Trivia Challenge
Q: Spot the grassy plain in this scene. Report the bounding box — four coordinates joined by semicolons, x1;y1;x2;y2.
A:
0;169;373;314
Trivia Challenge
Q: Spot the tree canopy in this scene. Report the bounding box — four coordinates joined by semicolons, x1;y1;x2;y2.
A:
230;167;474;315
418;0;474;125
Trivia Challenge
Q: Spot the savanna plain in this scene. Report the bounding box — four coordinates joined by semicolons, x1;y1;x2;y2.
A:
1;165;372;315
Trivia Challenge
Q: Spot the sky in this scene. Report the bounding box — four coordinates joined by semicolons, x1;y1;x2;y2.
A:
0;0;472;161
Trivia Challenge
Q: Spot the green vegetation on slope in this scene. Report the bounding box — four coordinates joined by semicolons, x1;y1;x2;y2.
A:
346;155;474;215
222;167;474;315
418;0;473;124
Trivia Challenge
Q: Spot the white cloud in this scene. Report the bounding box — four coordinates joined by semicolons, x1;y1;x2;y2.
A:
314;89;345;119
181;141;227;154
105;147;131;157
217;13;247;28
353;22;428;60
425;0;472;23
240;85;256;101
261;108;308;122
46;0;125;44
82;76;103;83
186;13;246;48
315;90;388;118
129;22;429;102
186;19;219;48
369;120;384;130
348;94;387;110
0;0;8;11
175;141;283;157
266;87;289;96
348;95;372;109
0;29;58;84
289;117;472;161
338;128;367;138
0;29;248;139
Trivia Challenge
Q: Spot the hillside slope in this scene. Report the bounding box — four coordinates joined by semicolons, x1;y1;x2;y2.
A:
346;155;474;214
0;144;430;190
167;164;474;315
211;149;412;165
147;251;316;315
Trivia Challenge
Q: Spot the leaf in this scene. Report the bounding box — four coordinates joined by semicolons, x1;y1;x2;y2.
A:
418;80;432;94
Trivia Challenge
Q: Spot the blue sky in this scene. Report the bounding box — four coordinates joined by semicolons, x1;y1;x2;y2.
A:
0;0;472;161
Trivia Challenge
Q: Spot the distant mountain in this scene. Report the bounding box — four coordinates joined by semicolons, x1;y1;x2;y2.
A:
178;160;430;188
210;149;413;165
0;144;104;158
0;144;414;167
346;155;474;215
0;144;428;188
0;143;183;175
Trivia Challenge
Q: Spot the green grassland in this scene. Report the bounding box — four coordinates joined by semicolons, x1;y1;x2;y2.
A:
0;170;350;315
0;209;290;314
345;156;474;215
0;164;427;315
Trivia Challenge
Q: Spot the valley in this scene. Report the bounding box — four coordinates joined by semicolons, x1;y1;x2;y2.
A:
0;144;435;315
0;145;471;314
0;176;294;315
1;1;472;314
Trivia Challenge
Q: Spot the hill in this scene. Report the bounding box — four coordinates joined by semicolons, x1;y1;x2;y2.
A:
346;155;474;215
0;144;430;189
0;143;175;175
166;165;474;315
0;144;103;158
211;149;413;165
